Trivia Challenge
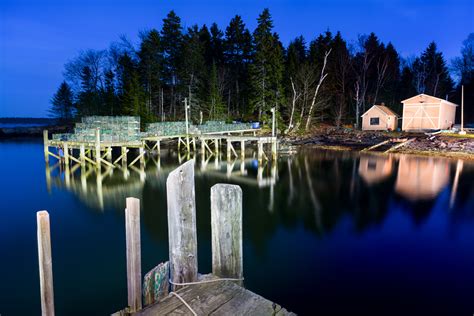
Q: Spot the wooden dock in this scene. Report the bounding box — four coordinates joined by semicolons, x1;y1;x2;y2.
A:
134;279;295;316
36;159;294;316
43;121;278;171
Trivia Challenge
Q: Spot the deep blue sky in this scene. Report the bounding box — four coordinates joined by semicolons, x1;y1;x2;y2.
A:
1;0;473;117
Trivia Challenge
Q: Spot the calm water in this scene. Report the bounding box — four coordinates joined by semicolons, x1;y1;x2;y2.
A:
1;139;473;316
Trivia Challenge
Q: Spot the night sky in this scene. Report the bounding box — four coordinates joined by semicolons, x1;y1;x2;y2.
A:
1;0;473;117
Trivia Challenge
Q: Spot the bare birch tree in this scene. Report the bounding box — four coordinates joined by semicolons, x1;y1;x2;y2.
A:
305;49;331;131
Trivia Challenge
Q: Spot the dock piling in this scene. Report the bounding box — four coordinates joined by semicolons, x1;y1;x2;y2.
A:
166;160;198;290
43;130;49;164
125;197;142;312
37;211;55;316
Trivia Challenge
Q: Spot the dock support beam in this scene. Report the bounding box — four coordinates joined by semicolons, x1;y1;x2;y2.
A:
64;142;69;166
43;130;49;164
125;197;142;312
121;147;127;166
37;211;55;316
95;129;101;169
214;138;219;157
258;141;263;164
272;139;277;161
166;160;198;290
156;140;161;156
241;141;245;160
211;184;243;285
80;145;85;167
227;140;231;161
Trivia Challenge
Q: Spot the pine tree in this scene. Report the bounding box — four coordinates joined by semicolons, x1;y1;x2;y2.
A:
160;11;183;119
76;66;100;116
224;15;253;116
102;70;117;115
117;53;148;119
50;81;74;120
419;42;453;98
138;29;162;116
248;8;284;122
208;61;225;119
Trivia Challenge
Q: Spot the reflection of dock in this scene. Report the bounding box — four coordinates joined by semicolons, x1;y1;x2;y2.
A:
45;152;279;211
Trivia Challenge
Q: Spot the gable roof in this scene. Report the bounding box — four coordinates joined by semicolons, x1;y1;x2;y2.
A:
401;93;458;106
361;104;399;117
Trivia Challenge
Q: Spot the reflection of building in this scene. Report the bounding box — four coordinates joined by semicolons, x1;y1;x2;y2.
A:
395;155;450;201
358;154;394;185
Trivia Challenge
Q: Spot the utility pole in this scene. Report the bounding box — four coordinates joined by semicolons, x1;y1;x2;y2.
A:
271;107;276;137
184;98;190;151
459;85;466;135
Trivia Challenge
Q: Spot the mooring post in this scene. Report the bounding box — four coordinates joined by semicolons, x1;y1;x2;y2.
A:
64;142;69;166
166;160;198;290
43;130;49;164
211;184;243;286
125;197;142;312
95;128;101;169
37;211;55;316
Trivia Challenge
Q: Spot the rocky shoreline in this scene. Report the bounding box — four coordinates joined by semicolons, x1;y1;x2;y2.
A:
281;127;474;160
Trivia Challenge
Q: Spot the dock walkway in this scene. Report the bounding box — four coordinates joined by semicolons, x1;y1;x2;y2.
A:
135;280;295;316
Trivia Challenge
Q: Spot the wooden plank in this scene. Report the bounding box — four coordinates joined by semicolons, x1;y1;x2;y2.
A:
211;184;243;285
37;211;55;316
135;281;295;316
361;139;390;152
125;197;142;312
166;160;198;290
385;138;416;153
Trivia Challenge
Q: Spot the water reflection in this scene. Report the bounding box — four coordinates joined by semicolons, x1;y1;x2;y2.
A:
44;148;474;234
395;155;450;201
45;149;278;211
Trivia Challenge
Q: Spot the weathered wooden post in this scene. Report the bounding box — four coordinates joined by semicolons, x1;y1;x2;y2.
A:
166;160;198;290
227;139;232;161
95;128;101;169
64;142;69;166
80;144;85;167
240;140;245;161
139;146;145;166
125;197;142;312
201;139;206;157
257;141;263;164
106;147;112;162
43;130;49;163
211;184;243;285
121;146;127;166
214;138;219;156
271;139;277;161
156;140;161;156
37;211;55;316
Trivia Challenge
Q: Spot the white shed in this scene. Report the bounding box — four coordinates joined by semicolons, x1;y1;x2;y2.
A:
401;94;458;131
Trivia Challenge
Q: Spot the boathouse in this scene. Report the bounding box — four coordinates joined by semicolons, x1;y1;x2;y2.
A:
361;104;398;131
401;94;458;131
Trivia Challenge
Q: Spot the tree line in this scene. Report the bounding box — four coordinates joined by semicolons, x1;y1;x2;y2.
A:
50;9;474;130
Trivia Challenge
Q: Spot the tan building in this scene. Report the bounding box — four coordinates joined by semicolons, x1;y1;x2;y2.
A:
361;104;399;131
401;94;458;131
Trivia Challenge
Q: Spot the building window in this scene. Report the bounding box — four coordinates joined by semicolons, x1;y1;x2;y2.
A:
370;117;380;125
